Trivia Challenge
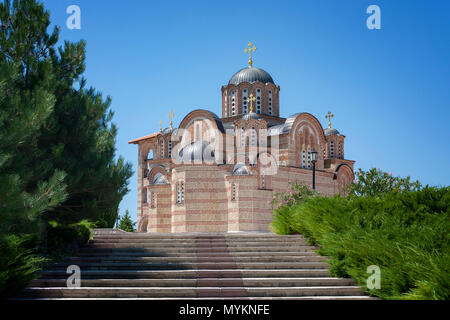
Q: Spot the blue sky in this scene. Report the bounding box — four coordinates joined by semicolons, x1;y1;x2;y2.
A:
41;0;450;222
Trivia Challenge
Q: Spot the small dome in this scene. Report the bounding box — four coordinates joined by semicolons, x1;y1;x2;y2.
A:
233;163;250;175
176;141;215;163
229;67;274;85
324;127;340;136
152;173;167;185
242;112;262;121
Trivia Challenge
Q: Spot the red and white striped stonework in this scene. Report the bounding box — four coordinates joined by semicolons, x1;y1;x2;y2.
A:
129;69;355;233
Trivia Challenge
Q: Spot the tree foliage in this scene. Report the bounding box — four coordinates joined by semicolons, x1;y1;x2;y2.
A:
117;210;136;233
0;0;132;297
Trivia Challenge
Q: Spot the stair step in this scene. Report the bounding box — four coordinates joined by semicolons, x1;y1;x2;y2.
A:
30;277;355;287
75;251;319;258
50;261;330;271
38;269;333;279
64;255;327;263
84;245;320;252
19;286;365;298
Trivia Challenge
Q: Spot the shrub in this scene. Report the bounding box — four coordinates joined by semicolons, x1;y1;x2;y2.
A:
0;234;47;299
271;186;450;300
349;168;422;197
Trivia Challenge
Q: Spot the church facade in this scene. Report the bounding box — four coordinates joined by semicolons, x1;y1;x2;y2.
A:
129;45;355;233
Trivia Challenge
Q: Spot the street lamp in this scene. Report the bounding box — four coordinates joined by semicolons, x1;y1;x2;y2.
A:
310;149;318;190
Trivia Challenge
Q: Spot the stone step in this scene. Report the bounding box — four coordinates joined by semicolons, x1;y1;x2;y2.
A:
75;251;319;258
89;240;310;246
83;245;320;252
14;296;376;300
49;261;330;271
64;255;327;263
19;286;365;299
92;234;304;240
37;269;333;279
30;277;356;288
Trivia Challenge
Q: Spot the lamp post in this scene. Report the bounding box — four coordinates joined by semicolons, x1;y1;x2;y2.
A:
310;149;318;190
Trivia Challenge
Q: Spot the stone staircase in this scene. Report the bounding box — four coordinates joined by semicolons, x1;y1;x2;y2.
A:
17;229;373;300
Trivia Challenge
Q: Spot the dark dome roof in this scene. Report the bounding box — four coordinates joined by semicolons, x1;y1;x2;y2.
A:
242;112;262;121
232;163;249;176
324;127;340;136
229;67;274;85
152;173;167;185
176;141;215;163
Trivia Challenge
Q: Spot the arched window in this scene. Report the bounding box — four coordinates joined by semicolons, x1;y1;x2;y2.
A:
231;183;237;201
330;141;335;158
242;89;248;114
256;88;262;114
301;150;307;168
250;127;257;146
151;192;156;208
268;90;273;115
224;94;228;117
176;181;185;204
168;141;172;159
231;91;236;116
160;140;165;158
307;146;312;169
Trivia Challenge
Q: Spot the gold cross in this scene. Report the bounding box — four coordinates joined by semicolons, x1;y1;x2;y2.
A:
168;110;174;128
325;111;334;128
248;93;256;113
159;120;163;132
244;41;257;69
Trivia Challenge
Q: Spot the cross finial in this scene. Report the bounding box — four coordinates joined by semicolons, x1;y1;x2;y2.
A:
168;110;175;129
159;120;163;132
248;93;256;113
325;111;334;129
244;41;257;69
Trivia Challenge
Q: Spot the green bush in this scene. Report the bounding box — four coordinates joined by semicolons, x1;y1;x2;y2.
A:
271;186;450;300
46;220;93;259
0;234;47;299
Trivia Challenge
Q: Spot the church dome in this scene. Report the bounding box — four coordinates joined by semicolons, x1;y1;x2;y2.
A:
176;141;215;162
242;112;262;121
152;173;167;185
233;163;250;175
324;127;340;136
229;67;274;85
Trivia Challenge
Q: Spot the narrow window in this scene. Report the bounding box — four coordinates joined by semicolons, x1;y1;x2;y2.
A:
176;183;181;204
240;127;245;147
151;192;156;208
301;150;307;168
168;141;172;159
330;141;334;158
231;91;236;116
256;89;262;114
261;175;266;189
242;89;248;114
268;90;273;115
160;140;165;158
231;183;237;201
224;94;228;117
180;181;185;203
250;127;256;146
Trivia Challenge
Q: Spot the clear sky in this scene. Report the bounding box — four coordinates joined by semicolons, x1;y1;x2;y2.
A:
41;0;450;222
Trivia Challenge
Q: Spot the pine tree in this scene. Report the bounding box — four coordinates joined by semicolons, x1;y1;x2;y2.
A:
0;0;133;228
117;210;136;233
0;0;67;296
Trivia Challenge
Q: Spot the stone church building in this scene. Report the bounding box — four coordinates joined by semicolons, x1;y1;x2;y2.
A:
129;48;355;233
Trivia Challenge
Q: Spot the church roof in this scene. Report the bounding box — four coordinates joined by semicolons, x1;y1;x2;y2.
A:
324;127;340;136
229;67;274;85
176;141;215;163
242;111;262;121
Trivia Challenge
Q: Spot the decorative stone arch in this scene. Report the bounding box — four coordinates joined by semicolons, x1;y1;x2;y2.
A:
148;165;169;185
289;113;327;168
334;164;354;194
175;109;225;163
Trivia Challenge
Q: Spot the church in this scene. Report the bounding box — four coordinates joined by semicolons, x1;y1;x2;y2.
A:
129;43;355;233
